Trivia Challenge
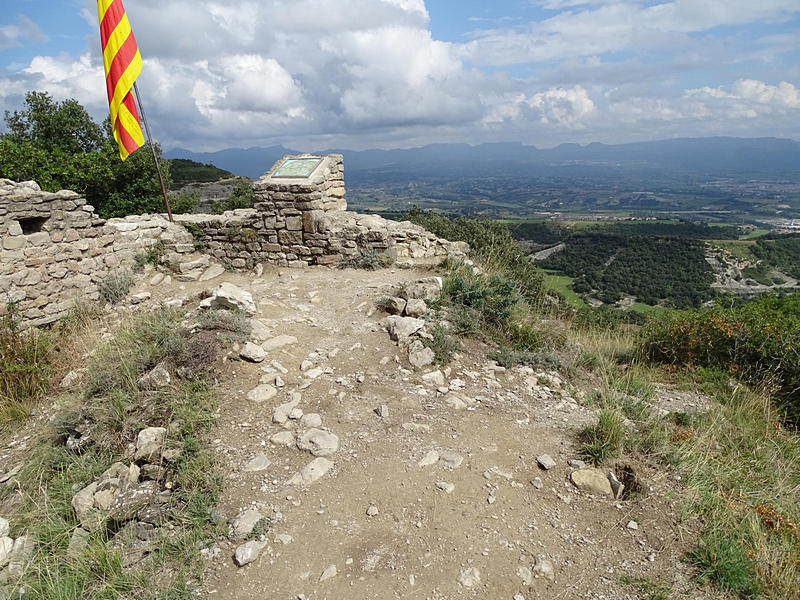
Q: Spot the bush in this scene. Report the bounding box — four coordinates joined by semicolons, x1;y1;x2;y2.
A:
212;178;254;213
169;191;200;214
98;270;134;303
424;323;460;365
339;250;392;270
640;292;800;424
197;308;252;342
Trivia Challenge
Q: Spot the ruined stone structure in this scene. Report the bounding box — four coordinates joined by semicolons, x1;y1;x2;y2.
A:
0;154;466;327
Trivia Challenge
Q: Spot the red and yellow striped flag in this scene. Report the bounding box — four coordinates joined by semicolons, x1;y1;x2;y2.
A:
97;0;145;161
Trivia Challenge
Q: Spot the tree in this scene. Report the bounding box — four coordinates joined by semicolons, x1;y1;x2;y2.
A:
212;178;254;213
4;91;105;154
0;91;169;218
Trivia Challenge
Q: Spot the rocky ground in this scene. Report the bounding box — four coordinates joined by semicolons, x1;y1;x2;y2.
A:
1;257;711;599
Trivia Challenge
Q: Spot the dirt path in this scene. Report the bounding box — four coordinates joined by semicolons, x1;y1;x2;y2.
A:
161;265;703;600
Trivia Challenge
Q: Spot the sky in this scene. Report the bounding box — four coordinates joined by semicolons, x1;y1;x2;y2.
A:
1;0;799;151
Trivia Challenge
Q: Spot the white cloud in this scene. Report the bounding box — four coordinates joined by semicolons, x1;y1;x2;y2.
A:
1;1;798;149
463;0;800;66
0;14;47;51
484;86;595;129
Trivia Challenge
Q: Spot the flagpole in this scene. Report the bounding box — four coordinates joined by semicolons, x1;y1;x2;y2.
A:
132;82;173;223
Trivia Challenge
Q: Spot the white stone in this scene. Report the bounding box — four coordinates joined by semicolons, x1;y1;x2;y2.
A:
533;556;555;581
207;282;256;316
627;520;639;530
300;413;322;428
288;457;334;486
422;370;446;387
242;453;271;472
0;536;13;569
438;450;464;470
274;533;293;545
247;384;277;403
272;399;300;424
262;335;298;351
234;540;267;567
270;431;296;446
418;450;439;467
0;517;8;538
135;427;166;461
458;567;481;588
199;264;226;282
435;481;455;494
231;508;264;540
296;429;339;457
517;565;532;585
319;564;337;582
537;454;557;470
381;315;425;341
240;342;267;363
138;363;171;390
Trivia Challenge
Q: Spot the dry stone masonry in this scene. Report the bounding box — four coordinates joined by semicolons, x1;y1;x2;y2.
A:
1;155;466;327
0;179;193;326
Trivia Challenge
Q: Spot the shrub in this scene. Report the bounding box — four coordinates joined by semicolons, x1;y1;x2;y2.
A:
212;178;254;213
98;270;134;304
424;323;460;365
133;241;164;269
197;308;252;342
640;292;800;424
168;191;200;214
339;250;392;270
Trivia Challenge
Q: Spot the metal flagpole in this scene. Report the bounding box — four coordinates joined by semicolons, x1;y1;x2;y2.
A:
132;81;174;223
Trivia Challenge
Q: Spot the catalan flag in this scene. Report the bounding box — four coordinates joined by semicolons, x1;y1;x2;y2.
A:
97;0;145;161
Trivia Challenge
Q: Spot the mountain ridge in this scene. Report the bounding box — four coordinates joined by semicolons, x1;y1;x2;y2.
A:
166;137;800;180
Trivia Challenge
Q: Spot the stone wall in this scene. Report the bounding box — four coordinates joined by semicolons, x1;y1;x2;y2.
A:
1;154;467;327
0;179;192;326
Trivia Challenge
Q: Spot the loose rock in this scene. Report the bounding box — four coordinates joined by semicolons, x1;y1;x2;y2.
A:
570;468;614;498
234;540;267;567
458;566;481;588
240;342;267;363
248;384;278;403
242;453;271;473
296;429;339;457
537;454;557;470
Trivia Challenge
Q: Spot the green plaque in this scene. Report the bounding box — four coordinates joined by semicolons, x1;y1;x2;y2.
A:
272;157;323;178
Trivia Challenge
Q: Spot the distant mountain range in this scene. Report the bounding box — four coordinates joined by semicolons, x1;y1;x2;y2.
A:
166;137;800;180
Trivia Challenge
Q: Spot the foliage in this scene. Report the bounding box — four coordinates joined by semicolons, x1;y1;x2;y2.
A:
339;250;392;270
0;91;171;218
97;271;135;304
437;261;546;354
169;158;233;186
640;292;800;424
509;220;569;244
423;323;460;365
197;308;252;343
542;233;715;307
0;304;52;425
134;241;165;270
211;178;254;213
489;347;560;369
751;234;800;279
404;207;545;303
168;191;200;214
